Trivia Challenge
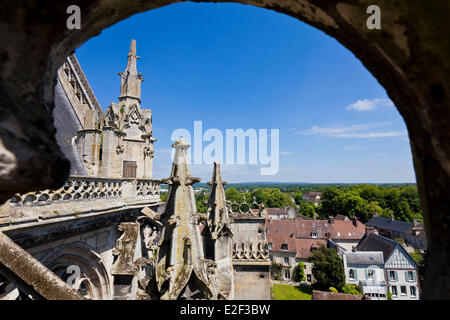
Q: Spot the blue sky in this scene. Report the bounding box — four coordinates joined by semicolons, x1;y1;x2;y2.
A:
75;2;416;183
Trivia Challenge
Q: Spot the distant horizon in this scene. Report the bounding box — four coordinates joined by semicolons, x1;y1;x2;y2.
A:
160;181;417;189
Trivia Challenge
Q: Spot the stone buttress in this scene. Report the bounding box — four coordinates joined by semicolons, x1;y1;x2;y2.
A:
155;139;215;300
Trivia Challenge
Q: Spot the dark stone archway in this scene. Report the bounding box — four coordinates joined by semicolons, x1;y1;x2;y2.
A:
0;1;448;299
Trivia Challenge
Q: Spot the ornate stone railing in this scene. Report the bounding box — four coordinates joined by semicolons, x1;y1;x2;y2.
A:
232;241;270;262
7;176;160;207
227;197;265;219
0;176;161;231
136;179;161;200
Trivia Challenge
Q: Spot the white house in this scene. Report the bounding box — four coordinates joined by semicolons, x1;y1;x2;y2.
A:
343;251;387;300
357;232;420;300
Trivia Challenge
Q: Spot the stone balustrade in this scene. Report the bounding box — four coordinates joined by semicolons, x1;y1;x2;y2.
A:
8;176;161;207
232;241;270;262
0;176;161;231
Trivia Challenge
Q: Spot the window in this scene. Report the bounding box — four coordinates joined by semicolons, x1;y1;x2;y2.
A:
307;274;312;282
311;232;318;238
391;286;398;296
268;243;273;250
281;243;288;250
284;257;289;265
400;286;407;295
367;269;375;280
388;270;397;281
406;271;415;282
349;269;356;280
410;286;416;297
122;161;137;178
284;269;290;279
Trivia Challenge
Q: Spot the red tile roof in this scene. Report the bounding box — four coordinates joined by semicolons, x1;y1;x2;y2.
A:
267;217;366;240
331;219;366;240
295;239;327;259
267;234;297;253
266;208;286;215
295;220;332;239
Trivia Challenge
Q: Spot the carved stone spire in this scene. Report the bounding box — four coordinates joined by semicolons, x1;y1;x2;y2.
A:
155;138;214;300
206;162;230;240
118;39;143;106
204;162;234;299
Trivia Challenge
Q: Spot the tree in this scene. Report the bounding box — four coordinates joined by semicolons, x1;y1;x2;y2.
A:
225;187;240;202
299;201;316;218
264;188;294;208
293;192;303;205
320;187;344;216
195;192;208;213
396;200;413;222
160;192;168;202
292;262;305;282
342;283;362;295
310;246;346;291
270;262;283;280
410;250;424;265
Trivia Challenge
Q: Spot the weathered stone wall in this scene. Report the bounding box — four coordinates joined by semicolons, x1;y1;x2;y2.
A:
230;219;266;243
233;265;270;300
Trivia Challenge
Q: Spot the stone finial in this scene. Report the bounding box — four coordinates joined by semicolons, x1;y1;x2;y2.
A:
119;39;143;104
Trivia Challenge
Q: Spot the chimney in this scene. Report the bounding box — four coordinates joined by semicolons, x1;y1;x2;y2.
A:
313;213;317;221
352;217;358;227
328;216;334;224
365;226;378;236
390;214;395;221
352;246;357;252
413;218;418;226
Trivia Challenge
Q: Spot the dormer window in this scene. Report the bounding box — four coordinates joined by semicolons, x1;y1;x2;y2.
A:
311;232;318;238
281;243;288;250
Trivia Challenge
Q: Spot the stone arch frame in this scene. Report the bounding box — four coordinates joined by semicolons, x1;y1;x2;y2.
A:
0;1;448;299
35;242;112;300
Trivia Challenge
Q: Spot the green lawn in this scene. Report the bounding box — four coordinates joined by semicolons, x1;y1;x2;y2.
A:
272;283;312;300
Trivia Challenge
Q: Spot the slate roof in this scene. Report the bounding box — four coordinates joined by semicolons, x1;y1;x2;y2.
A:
356;233;399;263
367;216;413;233
344;251;384;265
